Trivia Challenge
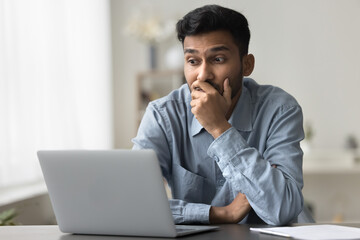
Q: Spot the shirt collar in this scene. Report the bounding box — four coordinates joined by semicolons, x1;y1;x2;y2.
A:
190;115;204;137
190;80;253;137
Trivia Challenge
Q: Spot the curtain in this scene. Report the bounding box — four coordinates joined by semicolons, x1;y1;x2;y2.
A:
0;0;113;187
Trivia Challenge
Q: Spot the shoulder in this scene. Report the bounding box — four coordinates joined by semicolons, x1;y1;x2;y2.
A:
244;78;300;110
147;83;191;117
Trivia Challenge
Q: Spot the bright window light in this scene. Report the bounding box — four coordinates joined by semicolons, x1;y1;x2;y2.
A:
0;0;113;187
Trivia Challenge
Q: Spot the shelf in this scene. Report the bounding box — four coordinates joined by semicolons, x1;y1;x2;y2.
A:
303;148;360;175
303;164;360;175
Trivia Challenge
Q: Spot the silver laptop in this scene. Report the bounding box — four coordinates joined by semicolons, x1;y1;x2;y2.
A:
37;149;218;237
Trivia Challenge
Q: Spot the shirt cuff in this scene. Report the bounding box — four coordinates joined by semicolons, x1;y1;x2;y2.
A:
184;203;211;224
207;127;248;169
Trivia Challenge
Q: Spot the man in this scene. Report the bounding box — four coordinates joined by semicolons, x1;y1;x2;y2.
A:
132;4;304;225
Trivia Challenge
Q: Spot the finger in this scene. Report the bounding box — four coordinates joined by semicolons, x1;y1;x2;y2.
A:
223;78;232;103
190;80;201;92
190;99;199;108
236;192;247;199
192;80;218;94
191;89;204;99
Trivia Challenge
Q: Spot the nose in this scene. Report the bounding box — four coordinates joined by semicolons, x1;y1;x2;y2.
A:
197;62;214;82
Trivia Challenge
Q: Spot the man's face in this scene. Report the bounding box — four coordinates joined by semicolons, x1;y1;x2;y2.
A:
183;30;243;98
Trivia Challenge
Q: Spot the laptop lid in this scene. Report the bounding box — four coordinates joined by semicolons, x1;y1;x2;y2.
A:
38;149;217;237
38;149;178;237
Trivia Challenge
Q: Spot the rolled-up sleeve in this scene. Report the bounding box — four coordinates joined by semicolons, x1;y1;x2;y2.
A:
170;199;211;224
207;105;304;225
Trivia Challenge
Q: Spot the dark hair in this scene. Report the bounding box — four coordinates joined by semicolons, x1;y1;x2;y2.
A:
176;5;250;56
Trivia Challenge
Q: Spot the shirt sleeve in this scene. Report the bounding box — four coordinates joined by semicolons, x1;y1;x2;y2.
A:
169;199;211;224
132;103;172;181
132;103;212;224
207;105;304;226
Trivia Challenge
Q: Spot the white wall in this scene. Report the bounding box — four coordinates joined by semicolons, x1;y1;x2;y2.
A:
111;0;360;149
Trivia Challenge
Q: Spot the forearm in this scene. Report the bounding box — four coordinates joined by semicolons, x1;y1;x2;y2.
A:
209;193;251;224
207;127;304;225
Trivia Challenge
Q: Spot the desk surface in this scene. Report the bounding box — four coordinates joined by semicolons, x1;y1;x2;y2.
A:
0;224;271;240
1;224;360;240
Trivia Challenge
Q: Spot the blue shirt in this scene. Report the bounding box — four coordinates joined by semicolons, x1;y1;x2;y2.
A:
132;78;304;225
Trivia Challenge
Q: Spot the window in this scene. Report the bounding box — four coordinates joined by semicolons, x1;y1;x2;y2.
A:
0;0;113;188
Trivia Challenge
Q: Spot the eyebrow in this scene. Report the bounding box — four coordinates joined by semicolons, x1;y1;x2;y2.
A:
184;45;231;54
184;48;198;54
209;46;231;52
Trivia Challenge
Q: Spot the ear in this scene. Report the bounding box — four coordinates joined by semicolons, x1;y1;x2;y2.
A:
242;54;255;76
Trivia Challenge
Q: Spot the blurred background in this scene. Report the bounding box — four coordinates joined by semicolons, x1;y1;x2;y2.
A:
1;0;360;225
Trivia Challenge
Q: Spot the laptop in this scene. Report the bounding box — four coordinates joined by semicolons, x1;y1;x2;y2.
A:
37;149;218;237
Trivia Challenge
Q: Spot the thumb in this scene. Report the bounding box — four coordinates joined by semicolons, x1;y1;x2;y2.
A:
223;78;232;104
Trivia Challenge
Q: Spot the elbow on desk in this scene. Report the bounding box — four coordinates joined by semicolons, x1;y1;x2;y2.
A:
256;191;304;226
262;205;303;226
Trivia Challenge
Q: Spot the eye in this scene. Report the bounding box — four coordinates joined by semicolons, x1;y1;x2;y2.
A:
214;57;225;63
187;58;199;65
